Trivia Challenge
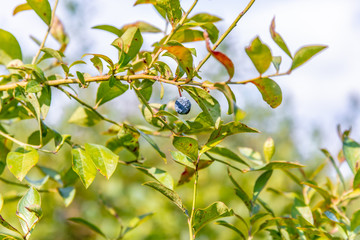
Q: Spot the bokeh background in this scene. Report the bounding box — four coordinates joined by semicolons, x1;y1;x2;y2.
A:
0;0;360;239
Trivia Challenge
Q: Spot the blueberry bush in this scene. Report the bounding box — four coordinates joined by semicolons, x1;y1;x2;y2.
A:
1;0;360;240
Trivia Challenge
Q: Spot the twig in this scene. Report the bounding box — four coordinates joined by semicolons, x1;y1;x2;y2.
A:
195;0;256;73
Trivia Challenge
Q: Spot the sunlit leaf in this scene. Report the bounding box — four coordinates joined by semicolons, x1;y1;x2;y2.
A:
123;21;161;33
0;29;22;65
245;37;272;74
190;13;222;23
134;164;174;190
138;130;167;163
68;218;107;239
26;0;52;25
213;82;236;114
144;181;187;215
251;78;282;108
0;215;22;236
96;81;128;106
263;137;275;162
171;29;204;43
156;0;182;25
17;187;41;235
184;86;220;125
92;24;122;37
112;27;143;66
173;136;198;161
41;47;63;62
72;147;97;189
193;201;234;234
252;161;304;171
351;210;360;231
7;146;39;181
13;3;32;16
208;146;249;167
342;137;360;174
270;18;292;58
68;106;102;127
82;53;114;69
85;143;119;179
291;45;327;70
162;42;194;79
171;151;195;169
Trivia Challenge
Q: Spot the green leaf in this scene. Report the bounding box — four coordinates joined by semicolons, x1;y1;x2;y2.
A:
25;204;42;219
291;45;327;70
302;182;332;203
38;166;63;185
208;147;249;167
342;137;360;174
215;221;246;239
263;137;275;162
25;80;42;93
184;86;220;125
253;170;272;202
173;136;198;161
123;21;161;33
251;78;282;108
84;143;119;179
351;210;360;231
270;18;292;58
112;27;143;66
68;218;107;239
37;85;51;120
76;71;85;86
213;82;236;114
26;0;52;25
171;151;195;169
13;3;32;16
25;175;49;188
58;187;76;207
96;81;128;106
292;199;314;225
272;56;282;72
40;47;63;62
0;29;22;65
155;110;190;128
171;29;205;43
193;202;234;234
245;37;272;74
17;187;41;235
134;164;174;190
7;146;39;181
202;121;259;153
354;170;360;189
72;147;97;189
0;194;3;211
252;161;304;171
190;13;222;23
90;56;103;75
156;0;182;25
143;181;187;215
92;24;122;37
0;215;22;236
0;135;12;175
320;149;346;189
0;233;22;240
82;53;114;69
163;42;194;79
138;130;167;163
68;106;102;127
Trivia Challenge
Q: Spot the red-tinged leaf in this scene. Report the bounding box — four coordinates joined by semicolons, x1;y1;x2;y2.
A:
251;78;282;108
270;18;292;58
204;31;234;81
291;45;327;70
13;3;32;16
245;37;272;75
162;42;194;79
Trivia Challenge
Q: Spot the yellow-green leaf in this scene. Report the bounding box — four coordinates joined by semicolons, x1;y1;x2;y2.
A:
26;0;52;25
0;29;22;65
291;45;327;70
270;18;292;58
251;78;282;108
72;147;97;189
245;37;272;74
17;187;41;235
173;136;198;161
7;147;38;181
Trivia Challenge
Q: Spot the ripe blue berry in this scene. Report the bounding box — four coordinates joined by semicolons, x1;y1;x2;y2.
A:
175;97;191;115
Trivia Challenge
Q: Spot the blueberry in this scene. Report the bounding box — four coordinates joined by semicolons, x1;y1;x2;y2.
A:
175;97;191;115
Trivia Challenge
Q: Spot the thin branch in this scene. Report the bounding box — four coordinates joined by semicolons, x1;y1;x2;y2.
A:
195;0;256;73
31;0;60;65
0;130;41;149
